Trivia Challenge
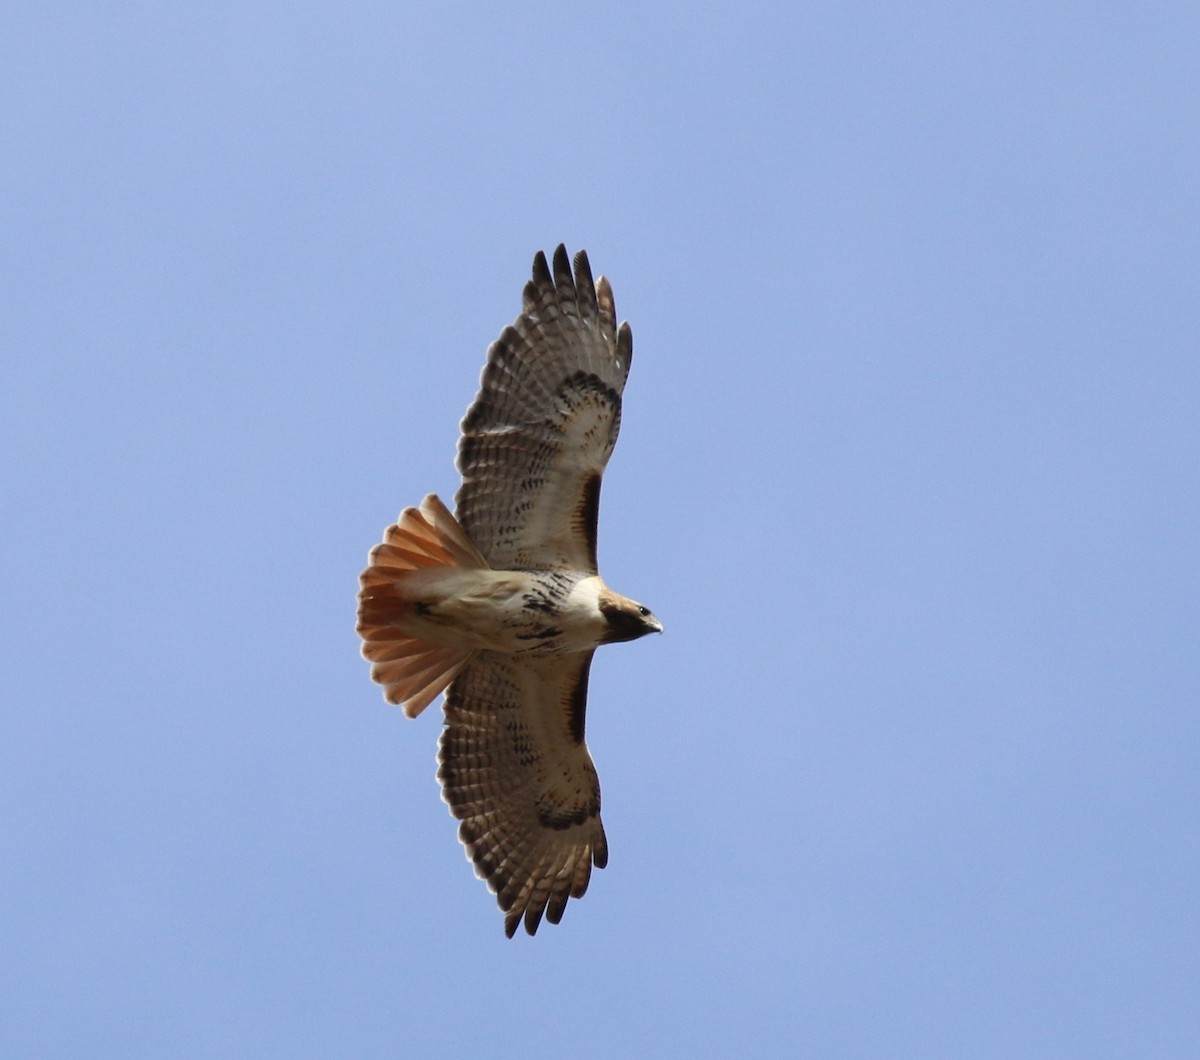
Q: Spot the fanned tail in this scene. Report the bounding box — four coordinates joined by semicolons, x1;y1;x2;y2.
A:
357;494;486;717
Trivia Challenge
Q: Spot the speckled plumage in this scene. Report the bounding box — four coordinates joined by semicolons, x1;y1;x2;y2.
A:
456;246;632;573
358;246;659;936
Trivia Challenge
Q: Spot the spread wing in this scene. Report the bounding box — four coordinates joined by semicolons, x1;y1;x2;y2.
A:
456;245;633;572
438;650;608;937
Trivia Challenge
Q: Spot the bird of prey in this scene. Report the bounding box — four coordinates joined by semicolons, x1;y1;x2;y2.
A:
357;245;661;937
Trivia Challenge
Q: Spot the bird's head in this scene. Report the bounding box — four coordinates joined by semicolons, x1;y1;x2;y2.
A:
598;588;663;644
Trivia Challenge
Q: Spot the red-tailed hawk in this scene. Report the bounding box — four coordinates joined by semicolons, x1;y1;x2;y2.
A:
357;245;661;936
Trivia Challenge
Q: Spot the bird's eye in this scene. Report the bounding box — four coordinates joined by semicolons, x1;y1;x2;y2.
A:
638;606;650;617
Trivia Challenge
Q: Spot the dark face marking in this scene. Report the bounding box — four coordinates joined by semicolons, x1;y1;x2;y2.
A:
599;596;662;644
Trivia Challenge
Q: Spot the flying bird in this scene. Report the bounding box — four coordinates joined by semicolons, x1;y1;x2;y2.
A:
357;245;661;937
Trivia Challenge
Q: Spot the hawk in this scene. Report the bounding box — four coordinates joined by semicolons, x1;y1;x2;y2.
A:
357;245;661;936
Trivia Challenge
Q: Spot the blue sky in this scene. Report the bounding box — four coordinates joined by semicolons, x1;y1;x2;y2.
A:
3;3;1198;1056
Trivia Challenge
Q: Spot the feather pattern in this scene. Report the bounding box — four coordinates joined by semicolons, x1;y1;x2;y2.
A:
455;245;633;573
358;246;658;937
357;495;485;716
439;650;607;937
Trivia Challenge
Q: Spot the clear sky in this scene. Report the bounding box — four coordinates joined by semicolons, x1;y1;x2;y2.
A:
3;3;1198;1057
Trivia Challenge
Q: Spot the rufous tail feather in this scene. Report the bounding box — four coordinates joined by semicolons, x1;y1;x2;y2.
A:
357;494;486;717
